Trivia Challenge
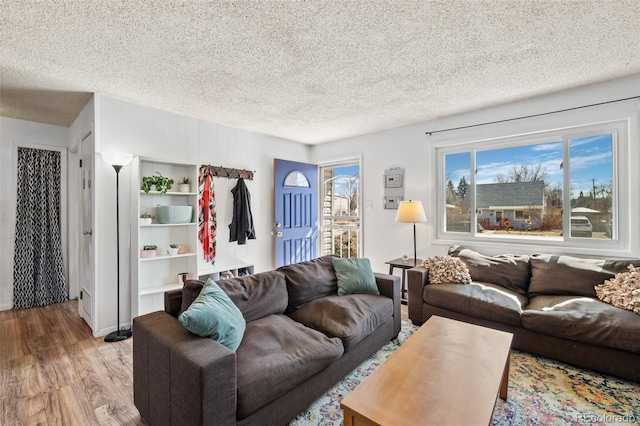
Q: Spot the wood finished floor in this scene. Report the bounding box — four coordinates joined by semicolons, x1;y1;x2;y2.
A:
1;300;410;425
0;300;142;425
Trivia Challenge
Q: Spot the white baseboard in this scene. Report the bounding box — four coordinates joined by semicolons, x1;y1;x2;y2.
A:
95;321;133;338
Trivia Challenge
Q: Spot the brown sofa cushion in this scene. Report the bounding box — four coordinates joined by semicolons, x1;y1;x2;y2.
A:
528;254;640;298
179;279;205;316
448;245;531;295
178;272;288;322
236;315;344;419
216;271;288;322
288;294;393;351
277;255;338;313
423;281;528;327
523;295;640;353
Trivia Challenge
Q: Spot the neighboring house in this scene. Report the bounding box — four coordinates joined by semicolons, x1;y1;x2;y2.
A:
465;181;545;230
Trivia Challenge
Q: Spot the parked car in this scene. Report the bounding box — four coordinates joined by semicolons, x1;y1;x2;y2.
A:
447;221;485;233
570;216;592;237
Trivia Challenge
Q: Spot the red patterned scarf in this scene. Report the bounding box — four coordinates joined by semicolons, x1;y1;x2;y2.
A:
198;166;216;263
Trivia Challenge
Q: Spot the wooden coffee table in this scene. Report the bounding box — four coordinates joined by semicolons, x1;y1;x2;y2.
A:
341;316;513;426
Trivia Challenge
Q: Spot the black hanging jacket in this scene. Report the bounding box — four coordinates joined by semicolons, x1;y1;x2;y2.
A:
229;178;256;244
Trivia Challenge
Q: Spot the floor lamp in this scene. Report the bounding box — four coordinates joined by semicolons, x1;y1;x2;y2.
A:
395;200;427;265
102;151;134;342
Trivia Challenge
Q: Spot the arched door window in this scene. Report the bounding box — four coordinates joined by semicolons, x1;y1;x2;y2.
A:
284;170;310;187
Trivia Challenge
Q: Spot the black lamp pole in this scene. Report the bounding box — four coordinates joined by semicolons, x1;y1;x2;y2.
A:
105;164;132;342
412;221;417;266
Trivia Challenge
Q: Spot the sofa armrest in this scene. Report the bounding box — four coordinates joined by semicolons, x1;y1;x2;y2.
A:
374;272;402;336
133;311;237;426
407;266;429;325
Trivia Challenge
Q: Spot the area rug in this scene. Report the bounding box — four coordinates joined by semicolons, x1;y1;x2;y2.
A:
289;319;640;426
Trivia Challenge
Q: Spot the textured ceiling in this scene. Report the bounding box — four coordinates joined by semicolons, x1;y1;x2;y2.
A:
1;1;640;144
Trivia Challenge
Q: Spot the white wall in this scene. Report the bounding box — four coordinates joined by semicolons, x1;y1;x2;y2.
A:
0;117;69;310
312;75;640;274
93;94;310;335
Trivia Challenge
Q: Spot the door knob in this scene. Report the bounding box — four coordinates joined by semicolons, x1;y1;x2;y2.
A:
276;231;283;237
83;229;93;235
274;222;282;228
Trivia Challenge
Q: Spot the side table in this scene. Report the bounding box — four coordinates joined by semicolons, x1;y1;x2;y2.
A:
385;257;422;304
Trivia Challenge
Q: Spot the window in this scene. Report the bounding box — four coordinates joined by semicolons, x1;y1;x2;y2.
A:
284;170;310;187
319;162;360;258
437;119;629;251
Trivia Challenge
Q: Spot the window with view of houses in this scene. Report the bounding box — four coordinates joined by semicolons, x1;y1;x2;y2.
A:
439;121;625;246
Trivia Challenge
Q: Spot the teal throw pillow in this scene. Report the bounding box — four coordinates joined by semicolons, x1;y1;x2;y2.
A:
178;278;246;351
331;257;380;296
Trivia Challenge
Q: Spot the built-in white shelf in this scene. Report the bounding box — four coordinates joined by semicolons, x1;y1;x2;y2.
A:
131;157;199;319
140;283;184;296
140;223;197;228
198;261;254;281
140;253;196;262
139;190;197;196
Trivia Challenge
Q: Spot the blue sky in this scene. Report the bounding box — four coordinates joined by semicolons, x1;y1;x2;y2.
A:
445;134;613;199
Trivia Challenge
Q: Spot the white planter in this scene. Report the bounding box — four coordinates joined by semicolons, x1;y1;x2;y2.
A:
179;184;190;193
167;246;180;255
139;217;152;225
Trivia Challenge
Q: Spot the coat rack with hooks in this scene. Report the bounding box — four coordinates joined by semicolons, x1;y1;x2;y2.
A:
201;165;255;181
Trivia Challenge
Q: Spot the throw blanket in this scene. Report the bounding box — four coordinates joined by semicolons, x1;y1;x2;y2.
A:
198;166;216;262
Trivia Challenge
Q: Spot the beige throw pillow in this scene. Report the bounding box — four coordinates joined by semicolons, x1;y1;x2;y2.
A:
423;255;472;285
595;265;640;314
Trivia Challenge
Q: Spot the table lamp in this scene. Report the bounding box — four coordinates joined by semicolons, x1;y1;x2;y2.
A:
395;200;427;265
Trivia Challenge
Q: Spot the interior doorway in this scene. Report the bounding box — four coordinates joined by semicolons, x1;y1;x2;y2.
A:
319;161;361;258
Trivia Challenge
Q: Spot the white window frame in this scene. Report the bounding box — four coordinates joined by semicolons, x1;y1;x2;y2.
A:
432;100;638;258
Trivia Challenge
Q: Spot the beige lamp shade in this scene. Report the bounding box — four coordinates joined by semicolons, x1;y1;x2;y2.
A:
395;200;427;223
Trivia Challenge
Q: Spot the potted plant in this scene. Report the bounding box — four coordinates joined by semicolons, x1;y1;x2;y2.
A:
167;243;180;255
140;244;157;258
179;176;191;193
141;172;174;194
139;213;152;225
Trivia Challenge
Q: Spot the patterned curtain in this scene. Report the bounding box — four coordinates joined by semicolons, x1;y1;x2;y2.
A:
13;147;68;309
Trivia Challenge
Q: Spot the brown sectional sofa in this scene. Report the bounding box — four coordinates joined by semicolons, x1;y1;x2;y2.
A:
133;255;401;425
408;245;640;383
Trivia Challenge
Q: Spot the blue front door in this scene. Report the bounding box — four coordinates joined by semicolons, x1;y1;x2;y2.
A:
274;159;318;268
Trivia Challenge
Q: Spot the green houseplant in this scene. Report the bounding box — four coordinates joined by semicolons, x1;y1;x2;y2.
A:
179;176;191;193
139;212;153;225
141;172;174;194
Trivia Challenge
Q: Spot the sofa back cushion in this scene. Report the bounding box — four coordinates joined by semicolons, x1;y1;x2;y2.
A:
216;271;288;322
277;255;338;313
178;279;206;317
529;254;640;298
448;245;531;295
178;272;288;322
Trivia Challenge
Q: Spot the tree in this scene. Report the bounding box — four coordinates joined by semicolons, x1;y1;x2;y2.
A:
446;179;457;204
456;176;469;199
495;164;548;183
334;175;359;215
